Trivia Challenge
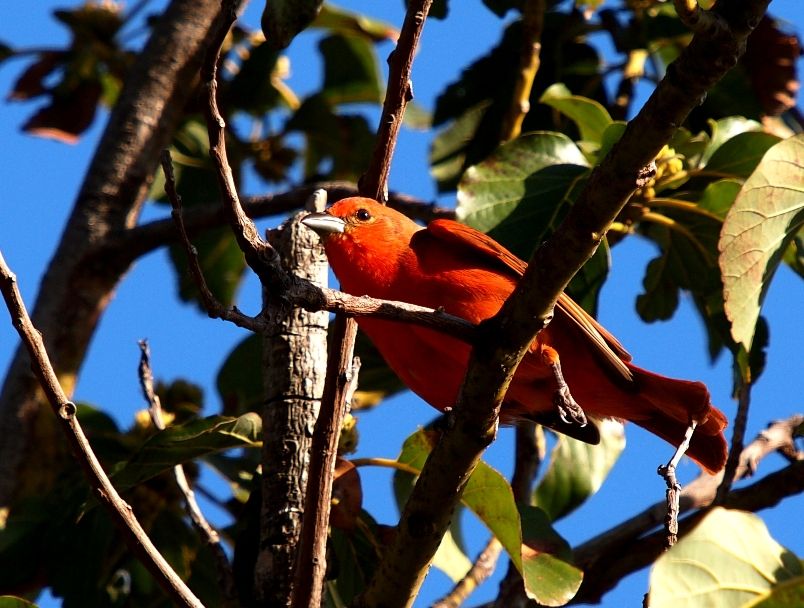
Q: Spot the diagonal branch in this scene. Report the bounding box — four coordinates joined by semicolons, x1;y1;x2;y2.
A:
358;0;773;604
0;253;203;608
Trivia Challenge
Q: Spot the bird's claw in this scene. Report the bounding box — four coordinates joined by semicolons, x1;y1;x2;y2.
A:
554;386;587;427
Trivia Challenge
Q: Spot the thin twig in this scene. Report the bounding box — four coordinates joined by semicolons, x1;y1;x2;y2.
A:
360;0;435;201
572;415;803;604
500;0;546;142
0;252;203;608
161;150;267;333
291;315;360;608
657;421;697;548
433;538;503;608
714;379;751;503
137;339;236;604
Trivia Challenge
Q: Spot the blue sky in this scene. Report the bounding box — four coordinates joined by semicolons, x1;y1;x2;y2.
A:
0;1;802;606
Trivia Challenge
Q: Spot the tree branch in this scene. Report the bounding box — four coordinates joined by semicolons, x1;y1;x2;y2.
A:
256;200;330;607
0;0;234;508
360;0;435;202
0;253;203;608
572;415;804;604
291;314;359;608
358;0;773;604
138;340;236;605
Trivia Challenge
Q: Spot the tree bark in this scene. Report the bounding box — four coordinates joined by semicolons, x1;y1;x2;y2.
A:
0;0;227;510
256;210;329;606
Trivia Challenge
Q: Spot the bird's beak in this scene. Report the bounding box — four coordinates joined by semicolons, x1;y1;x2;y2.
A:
301;212;346;237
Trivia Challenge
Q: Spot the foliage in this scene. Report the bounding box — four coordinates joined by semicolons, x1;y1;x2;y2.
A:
0;0;802;607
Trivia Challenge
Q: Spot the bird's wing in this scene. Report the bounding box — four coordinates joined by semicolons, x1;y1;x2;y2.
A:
425;219;633;381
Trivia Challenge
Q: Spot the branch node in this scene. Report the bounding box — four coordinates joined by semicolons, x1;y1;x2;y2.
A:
59;401;77;420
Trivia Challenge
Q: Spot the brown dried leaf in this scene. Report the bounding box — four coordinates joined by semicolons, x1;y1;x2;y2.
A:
22;79;102;143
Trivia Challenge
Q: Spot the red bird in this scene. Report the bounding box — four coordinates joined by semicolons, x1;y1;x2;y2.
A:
302;197;728;473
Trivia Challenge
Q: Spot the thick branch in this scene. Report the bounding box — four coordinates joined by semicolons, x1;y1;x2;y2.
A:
256;208;329;607
0;253;203;608
359;0;772;604
0;0;230;507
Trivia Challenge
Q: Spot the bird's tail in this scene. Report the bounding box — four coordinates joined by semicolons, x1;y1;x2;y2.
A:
628;364;728;474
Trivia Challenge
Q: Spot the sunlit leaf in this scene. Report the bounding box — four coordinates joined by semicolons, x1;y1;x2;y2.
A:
397;430;581;605
519;506;584;605
113;414;262;489
533;419;625;521
457;132;589;259
719;134;804;349
539;83;612;144
650;508;803;608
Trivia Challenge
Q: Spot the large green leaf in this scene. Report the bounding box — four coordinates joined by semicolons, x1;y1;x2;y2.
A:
112;414;261;489
397;429;581;605
719;134;804;349
650;508;803;608
539;83;612;144
457;132;589;259
699;117;763;166
533;419;625;521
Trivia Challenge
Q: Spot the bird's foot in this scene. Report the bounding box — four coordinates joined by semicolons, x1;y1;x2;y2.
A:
553;386;587;427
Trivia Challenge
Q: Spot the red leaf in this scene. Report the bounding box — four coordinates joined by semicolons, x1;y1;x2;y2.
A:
330;458;363;531
8;51;65;101
22;79;102;143
743;16;802;116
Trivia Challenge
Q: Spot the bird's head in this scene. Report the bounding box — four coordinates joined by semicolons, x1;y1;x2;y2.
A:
301;196;420;293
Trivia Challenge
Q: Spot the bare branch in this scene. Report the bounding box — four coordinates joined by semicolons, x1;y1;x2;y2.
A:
360;0;435;201
434;538;503;608
715;380;752;502
138;339;236;605
572;415;804;604
291;314;359;608
0;252;203;608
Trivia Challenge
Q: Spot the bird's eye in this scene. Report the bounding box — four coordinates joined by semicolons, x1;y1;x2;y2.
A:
355;208;372;222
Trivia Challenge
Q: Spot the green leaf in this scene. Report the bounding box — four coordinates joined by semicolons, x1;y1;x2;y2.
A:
533;419;625;521
539;83;612;144
457;132;589;259
319;33;381;105
397;429;581;605
113;414;262;489
430;102;490;192
650;508;803;608
747;578;804;608
704;131;782;178
217;334;262;416
313;4;398;40
699;117;763;166
225;42;285;114
519;506;584;606
261;0;324;50
719;134;804;349
597;121;627;161
698;179;743;219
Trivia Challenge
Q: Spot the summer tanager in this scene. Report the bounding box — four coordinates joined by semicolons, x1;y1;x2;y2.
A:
302;197;728;473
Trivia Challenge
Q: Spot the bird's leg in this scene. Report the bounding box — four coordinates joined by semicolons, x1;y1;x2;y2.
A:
540;345;587;426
